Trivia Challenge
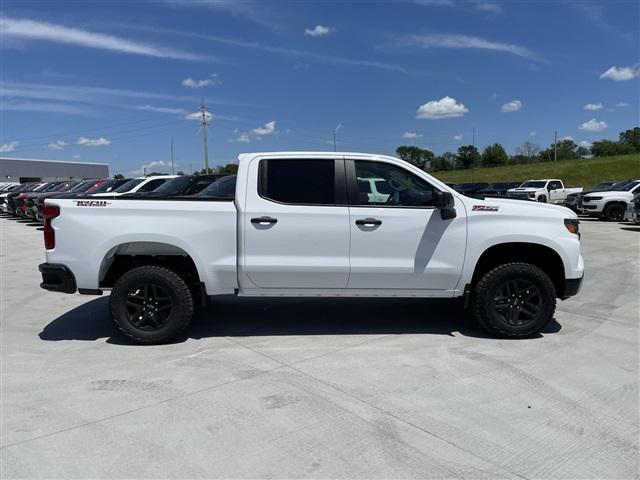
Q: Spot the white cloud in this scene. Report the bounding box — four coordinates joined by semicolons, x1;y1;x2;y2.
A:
231;121;278;143
402;131;423;139
413;0;455;6
304;25;334;37
0;141;18;153
561;136;574;141
600;65;640;81
395;33;537;60
529;131;537;136
181;74;221;88
615;102;629;107
454;134;463;141
47;140;69;150
0;17;213;62
185;111;213;121
1;100;97;116
578;118;607;132
475;2;502;14
501;99;522;112
583;102;603;111
251;120;277;136
416;96;468;119
126;160;174;177
579;141;592;149
137;104;186;114
77;136;111;147
230;132;251;143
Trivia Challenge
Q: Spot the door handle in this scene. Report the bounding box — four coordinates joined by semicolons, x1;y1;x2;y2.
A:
251;216;278;225
355;218;382;227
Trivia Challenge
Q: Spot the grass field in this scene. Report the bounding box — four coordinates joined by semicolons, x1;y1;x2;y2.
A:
432;154;640;188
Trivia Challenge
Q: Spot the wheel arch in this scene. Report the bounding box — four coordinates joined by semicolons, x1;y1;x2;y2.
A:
471;242;566;297
99;241;202;289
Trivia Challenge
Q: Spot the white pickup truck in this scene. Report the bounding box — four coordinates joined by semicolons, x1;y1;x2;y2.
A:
507;179;582;204
39;152;584;344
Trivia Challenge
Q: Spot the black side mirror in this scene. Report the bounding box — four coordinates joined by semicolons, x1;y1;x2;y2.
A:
435;191;457;220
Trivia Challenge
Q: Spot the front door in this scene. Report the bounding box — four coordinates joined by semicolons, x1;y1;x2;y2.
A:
242;157;350;289
346;159;466;292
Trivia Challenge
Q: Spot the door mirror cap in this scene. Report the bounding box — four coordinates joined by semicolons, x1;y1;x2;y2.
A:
435;191;457;220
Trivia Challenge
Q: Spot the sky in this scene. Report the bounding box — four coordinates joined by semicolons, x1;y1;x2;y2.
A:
1;0;639;176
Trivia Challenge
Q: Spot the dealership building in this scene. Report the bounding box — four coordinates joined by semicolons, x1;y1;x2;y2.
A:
0;157;109;183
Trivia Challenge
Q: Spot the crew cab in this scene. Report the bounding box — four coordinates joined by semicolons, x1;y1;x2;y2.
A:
581;179;640;221
507;179;582;204
39;152;584;344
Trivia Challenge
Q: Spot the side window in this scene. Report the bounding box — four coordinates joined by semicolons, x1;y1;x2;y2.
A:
354;161;436;207
549;181;562;190
138;179;166;192
259;159;336;205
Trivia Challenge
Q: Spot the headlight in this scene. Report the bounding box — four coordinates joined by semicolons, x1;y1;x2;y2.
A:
564;218;580;236
528;192;535;197
583;196;602;202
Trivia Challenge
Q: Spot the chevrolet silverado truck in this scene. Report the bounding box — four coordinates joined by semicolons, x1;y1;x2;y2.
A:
507;179;582;204
39;152;584;344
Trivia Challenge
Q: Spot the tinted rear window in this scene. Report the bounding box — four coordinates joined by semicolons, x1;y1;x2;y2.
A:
259;159;335;205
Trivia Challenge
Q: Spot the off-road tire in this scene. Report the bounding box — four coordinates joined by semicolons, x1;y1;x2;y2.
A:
602;203;626;222
472;262;556;338
110;265;194;344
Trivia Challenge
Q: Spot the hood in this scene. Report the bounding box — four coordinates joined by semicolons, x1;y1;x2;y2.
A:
590;190;634;198
466;196;574;219
508;187;539;192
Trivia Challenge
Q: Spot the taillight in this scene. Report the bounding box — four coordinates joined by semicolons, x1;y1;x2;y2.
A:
42;204;60;249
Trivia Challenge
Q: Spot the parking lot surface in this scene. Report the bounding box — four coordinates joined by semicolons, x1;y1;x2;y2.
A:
1;215;638;479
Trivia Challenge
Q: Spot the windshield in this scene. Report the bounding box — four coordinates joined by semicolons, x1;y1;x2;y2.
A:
490;182;518;189
593;182;614;190
114;178;145;193
197;175;236;197
520;181;547;188
618;181;639;191
153;176;194;194
607;180;633;191
67;180;93;192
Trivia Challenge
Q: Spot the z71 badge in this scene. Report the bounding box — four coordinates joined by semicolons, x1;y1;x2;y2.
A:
472;205;499;212
74;200;111;207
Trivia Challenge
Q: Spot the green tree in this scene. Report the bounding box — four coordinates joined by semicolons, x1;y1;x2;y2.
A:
218;163;239;175
591;140;635;157
395;146;433;168
113;173;124;180
619;127;640;152
456;145;480;169
481;143;508;167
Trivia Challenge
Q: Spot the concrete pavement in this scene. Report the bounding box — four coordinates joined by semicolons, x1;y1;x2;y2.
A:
1;215;638;479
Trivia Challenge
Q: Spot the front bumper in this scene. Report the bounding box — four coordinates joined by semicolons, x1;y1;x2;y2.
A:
561;275;583;300
39;263;77;293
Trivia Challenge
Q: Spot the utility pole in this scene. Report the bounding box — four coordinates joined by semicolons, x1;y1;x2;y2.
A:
200;97;209;173
170;137;175;174
333;124;341;152
143;166;147;177
554;130;558;162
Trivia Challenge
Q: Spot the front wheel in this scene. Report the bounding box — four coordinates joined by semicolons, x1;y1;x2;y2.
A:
471;263;556;338
602;203;626;222
537;195;547;203
110;266;194;344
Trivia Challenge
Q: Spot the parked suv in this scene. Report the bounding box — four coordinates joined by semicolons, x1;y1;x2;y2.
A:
92;175;176;197
581;180;640;221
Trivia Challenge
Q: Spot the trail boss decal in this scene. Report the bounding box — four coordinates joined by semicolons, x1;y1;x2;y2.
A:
472;205;499;212
74;200;111;207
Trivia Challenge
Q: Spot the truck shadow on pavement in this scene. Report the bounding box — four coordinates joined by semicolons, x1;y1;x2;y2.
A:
39;296;561;345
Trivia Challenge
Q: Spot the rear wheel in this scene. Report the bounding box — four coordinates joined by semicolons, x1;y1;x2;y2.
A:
603;203;626;222
472;263;556;338
110;266;194;344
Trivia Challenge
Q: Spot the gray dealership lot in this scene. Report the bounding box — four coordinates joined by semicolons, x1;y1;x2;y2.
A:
1;216;638;479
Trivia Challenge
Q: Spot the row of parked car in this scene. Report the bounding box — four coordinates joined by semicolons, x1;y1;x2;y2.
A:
0;174;238;221
445;178;639;223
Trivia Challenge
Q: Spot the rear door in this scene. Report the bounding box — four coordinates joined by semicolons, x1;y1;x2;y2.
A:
241;157;350;289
